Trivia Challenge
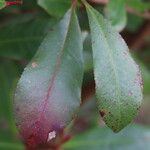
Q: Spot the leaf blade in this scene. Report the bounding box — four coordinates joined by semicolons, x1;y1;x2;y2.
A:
126;0;150;13
84;1;143;132
14;8;83;147
105;0;127;32
38;0;71;17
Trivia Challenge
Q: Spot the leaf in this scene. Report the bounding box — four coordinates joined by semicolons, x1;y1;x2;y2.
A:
38;0;71;17
64;125;150;150
0;142;24;150
0;61;19;136
126;0;150;13
83;1;143;132
105;0;127;32
140;63;150;94
126;14;144;32
82;32;93;72
14;7;83;148
0;0;5;10
0;60;24;149
0;15;57;60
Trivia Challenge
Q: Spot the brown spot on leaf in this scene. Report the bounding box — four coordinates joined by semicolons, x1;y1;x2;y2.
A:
137;106;141;111
100;111;105;117
99;109;109;117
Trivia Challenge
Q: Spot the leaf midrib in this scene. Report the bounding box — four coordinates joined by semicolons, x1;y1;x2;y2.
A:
39;9;75;120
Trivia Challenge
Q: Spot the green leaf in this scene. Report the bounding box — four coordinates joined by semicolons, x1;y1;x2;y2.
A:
14;7;83;147
83;1;143;132
82;32;93;72
0;60;24;149
64;125;150;150
0;142;24;150
0;61;19;136
0;15;57;60
106;0;127;32
140;63;150;94
126;14;144;32
126;0;150;13
38;0;71;17
0;0;5;10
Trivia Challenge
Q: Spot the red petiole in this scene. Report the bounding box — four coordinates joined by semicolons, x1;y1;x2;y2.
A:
6;1;22;6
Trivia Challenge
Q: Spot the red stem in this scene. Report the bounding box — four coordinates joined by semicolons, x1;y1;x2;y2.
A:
72;0;77;8
6;1;22;6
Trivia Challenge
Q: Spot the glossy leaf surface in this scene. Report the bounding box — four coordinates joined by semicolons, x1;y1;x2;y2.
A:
14;8;83;148
84;1;143;132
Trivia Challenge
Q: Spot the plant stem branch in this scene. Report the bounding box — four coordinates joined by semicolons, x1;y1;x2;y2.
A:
72;0;78;8
6;0;23;6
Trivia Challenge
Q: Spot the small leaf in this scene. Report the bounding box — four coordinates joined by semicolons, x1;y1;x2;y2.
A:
38;0;71;17
126;14;144;32
14;7;83;148
64;125;150;150
0;0;6;9
105;0;127;32
83;1;143;132
126;0;150;13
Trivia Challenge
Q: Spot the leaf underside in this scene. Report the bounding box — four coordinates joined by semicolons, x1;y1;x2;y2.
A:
84;2;143;132
14;8;83;148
